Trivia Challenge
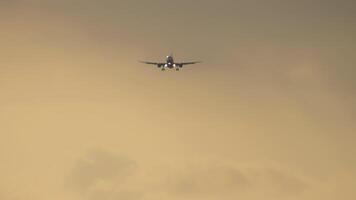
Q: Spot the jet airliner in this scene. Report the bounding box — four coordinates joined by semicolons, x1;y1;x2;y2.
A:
140;54;201;71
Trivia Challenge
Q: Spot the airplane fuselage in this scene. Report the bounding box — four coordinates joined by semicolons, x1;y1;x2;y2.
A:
165;55;175;68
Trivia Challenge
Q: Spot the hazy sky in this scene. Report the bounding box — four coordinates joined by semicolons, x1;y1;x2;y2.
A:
1;1;355;200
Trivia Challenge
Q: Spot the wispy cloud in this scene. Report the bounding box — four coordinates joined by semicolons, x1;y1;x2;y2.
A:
67;149;141;200
66;150;309;200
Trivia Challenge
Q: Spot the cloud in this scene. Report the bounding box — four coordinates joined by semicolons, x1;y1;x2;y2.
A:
250;167;308;197
166;165;249;196
86;188;142;200
66;150;309;200
67;149;141;200
164;163;308;198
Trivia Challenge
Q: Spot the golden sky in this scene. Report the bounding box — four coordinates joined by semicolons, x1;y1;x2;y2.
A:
1;1;355;200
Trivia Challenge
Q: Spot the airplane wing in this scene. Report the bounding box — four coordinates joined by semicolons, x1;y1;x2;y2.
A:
140;61;165;67
176;61;202;66
140;61;166;67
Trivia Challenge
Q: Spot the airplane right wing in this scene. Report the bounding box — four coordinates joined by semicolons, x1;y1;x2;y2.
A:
139;61;165;68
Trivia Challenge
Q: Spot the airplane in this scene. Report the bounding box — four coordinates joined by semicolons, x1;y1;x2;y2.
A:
140;54;201;71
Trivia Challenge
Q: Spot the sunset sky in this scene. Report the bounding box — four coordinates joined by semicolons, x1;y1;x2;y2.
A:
1;1;355;200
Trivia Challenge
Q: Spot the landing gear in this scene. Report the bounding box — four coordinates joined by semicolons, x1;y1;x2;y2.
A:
176;68;180;71
161;67;166;71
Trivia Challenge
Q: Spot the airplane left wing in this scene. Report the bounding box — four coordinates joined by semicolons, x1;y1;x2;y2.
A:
177;61;202;66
